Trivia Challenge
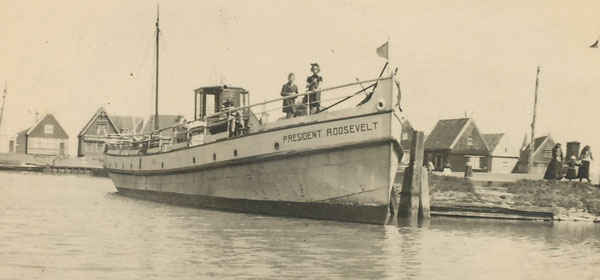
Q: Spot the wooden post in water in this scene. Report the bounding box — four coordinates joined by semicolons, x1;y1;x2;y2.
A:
419;165;431;219
398;130;426;220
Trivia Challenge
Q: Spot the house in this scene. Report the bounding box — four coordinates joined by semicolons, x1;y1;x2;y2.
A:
13;114;69;156
515;135;555;175
141;114;186;140
77;107;144;159
424;118;489;172
141;114;186;133
482;133;519;174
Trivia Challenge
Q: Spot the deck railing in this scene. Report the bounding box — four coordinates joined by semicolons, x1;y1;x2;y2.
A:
105;76;389;154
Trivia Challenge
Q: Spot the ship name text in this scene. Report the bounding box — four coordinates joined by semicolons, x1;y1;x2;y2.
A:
282;121;378;144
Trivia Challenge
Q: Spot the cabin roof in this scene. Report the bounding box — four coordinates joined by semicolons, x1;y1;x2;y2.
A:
194;85;248;94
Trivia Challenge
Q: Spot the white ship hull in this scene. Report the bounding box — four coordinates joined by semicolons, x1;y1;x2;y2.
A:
105;76;405;224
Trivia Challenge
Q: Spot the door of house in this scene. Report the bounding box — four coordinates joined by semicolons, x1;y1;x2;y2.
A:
59;142;65;156
435;154;443;171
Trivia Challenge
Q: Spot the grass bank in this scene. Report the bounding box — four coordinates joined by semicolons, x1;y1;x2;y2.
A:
428;174;600;221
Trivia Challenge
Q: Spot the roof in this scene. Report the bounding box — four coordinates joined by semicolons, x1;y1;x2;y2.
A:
110;115;144;134
523;135;551;154
17;114;69;139
78;107;144;136
16;128;29;138
482;133;504;152
141;114;185;133
424;118;470;150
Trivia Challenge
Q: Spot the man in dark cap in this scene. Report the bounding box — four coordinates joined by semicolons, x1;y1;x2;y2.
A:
280;73;298;118
303;63;323;114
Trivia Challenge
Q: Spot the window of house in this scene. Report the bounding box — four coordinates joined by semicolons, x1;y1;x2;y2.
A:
44;125;54;134
96;124;107;135
402;132;409;141
472;157;480;169
467;136;473;146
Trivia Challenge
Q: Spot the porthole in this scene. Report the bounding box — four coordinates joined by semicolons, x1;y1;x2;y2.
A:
274;142;280;150
233;149;238;157
213;153;217;161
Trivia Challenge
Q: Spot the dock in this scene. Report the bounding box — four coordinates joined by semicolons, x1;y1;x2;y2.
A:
0;153;108;177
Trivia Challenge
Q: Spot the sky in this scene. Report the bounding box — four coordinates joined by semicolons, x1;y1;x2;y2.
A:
1;0;600;155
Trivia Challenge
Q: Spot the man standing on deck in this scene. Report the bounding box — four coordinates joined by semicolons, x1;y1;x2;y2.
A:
304;63;323;114
281;73;298;118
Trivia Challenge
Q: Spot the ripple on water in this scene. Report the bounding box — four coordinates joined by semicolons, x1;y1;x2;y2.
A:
1;172;600;279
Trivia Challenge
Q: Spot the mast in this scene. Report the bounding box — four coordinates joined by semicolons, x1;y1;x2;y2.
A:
154;5;160;131
0;81;7;133
528;66;540;173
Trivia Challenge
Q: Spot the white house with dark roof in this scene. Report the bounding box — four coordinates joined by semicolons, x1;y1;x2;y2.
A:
482;133;519;174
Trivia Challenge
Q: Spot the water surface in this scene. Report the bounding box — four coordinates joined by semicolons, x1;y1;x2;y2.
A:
1;172;599;279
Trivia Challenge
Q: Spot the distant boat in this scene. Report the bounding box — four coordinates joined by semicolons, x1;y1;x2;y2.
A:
104;10;406;224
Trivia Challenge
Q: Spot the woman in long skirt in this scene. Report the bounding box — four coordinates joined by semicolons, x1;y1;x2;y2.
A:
578;145;593;183
544;143;563;180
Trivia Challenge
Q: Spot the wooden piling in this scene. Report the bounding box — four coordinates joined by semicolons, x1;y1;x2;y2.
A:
398;131;425;219
419;165;431;219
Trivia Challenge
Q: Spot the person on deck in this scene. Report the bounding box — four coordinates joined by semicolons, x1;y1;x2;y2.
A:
280;73;298;118
544;143;564;180
303;63;323;114
578;145;593;183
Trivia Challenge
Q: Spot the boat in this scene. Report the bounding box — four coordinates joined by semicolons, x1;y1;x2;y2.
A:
104;10;407;224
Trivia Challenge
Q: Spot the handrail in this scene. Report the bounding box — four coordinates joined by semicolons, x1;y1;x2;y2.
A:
210;76;389;118
108;75;391;139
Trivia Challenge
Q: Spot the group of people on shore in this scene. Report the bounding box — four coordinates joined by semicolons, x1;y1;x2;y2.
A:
544;143;594;183
280;63;323;118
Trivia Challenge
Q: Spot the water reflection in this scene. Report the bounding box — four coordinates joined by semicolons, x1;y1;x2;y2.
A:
1;172;600;280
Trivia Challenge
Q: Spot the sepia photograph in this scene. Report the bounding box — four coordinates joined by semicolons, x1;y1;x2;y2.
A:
1;0;600;279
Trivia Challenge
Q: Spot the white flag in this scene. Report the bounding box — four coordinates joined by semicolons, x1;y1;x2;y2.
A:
376;41;389;60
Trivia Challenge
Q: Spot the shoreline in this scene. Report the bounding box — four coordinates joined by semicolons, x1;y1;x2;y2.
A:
422;172;600;223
